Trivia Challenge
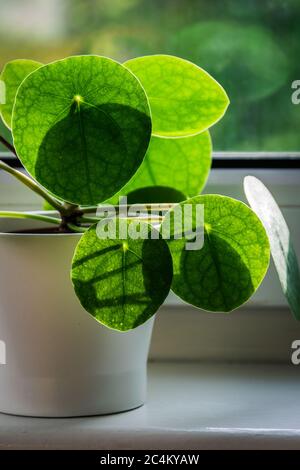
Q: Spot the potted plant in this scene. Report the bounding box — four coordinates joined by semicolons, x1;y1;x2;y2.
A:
0;54;298;417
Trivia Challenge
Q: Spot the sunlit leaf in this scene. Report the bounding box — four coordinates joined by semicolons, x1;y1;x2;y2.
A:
0;59;42;129
244;176;300;320
12;55;151;205
71;220;173;331
162;194;270;312
124;55;229;137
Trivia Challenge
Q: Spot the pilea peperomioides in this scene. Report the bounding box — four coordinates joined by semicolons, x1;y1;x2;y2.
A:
0;54;297;331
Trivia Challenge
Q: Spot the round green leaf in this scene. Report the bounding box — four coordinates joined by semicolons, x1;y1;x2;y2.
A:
71;220;173;331
0;59;42;129
108;131;212;203
12;55;152;205
244;176;300;320
124;55;229;137
163;195;270;312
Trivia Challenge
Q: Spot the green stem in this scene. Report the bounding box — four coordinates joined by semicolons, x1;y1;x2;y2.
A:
67;223;88;233
0;211;60;225
0;159;64;214
79;206;98;214
79;216;101;223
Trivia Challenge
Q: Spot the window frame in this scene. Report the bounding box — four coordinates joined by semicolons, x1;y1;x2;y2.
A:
1;151;300;169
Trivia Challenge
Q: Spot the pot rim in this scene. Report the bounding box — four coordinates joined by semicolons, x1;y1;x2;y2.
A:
0;232;82;237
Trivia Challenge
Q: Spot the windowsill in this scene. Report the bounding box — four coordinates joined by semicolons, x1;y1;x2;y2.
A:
0;362;299;450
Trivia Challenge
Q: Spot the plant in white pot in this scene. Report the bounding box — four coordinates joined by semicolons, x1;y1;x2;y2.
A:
0;54;298;417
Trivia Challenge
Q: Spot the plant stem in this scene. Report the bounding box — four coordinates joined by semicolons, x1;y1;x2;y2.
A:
79;206;98;214
79;216;101;223
62;202;80;216
0;159;64;214
0;135;17;156
0;211;60;225
67;223;88;233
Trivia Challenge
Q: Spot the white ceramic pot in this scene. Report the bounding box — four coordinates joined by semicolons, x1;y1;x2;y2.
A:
0;217;154;417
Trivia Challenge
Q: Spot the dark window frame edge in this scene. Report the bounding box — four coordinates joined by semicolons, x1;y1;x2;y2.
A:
1;151;300;169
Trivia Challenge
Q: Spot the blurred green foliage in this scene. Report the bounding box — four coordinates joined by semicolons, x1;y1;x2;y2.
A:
0;0;299;151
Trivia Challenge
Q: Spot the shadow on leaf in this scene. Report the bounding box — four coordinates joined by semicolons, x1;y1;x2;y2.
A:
173;231;255;312
35;102;151;205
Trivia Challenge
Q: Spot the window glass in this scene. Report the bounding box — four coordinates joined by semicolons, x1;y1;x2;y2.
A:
0;0;299;152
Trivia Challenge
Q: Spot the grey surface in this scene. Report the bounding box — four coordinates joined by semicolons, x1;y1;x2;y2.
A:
0;362;299;450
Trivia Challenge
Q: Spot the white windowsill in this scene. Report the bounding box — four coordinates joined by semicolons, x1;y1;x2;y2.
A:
0;362;299;450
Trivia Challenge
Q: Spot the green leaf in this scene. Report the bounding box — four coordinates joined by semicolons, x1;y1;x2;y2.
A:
0;59;42;129
71;220;173;331
12;55;152;205
244;176;300;320
162;195;270;312
108;131;212;203
127;186;185;204
124;55;229;137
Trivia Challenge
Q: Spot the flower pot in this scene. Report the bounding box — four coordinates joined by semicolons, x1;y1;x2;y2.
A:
0;217;154;417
